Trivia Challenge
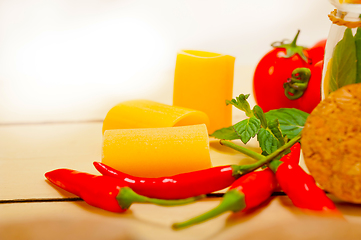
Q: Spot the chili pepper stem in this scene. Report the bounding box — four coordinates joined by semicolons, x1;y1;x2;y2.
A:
269;159;283;173
172;189;246;230
220;140;265;161
223;132;302;175
117;187;204;209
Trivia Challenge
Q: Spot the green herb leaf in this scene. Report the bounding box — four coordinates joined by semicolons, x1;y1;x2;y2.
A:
265;108;309;139
226;94;253;117
210;126;239;140
355;27;361;83
329;28;357;92
257;128;279;155
253;105;267;128
233;117;261;144
267;119;285;146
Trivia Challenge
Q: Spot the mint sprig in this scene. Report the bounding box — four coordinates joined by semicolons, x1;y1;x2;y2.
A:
211;94;309;155
211;126;239;140
265;108;308;139
225;94;254;117
257;128;279;155
252;105;267;128
256;119;286;155
233;117;261;144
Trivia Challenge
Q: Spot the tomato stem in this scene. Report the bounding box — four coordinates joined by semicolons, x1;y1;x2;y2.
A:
291;30;301;48
271;30;309;62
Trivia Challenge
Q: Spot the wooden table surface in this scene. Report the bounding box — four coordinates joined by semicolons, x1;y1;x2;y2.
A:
2;67;361;240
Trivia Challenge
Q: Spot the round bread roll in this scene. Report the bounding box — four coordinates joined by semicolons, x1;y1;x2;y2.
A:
302;83;361;203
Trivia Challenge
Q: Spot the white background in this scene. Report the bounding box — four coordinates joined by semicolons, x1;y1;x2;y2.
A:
0;0;334;123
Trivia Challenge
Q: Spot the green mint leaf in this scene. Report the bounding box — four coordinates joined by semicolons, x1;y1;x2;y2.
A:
267;119;285;146
265;108;309;139
257;128;279;155
225;99;238;107
329;28;357;93
355;27;361;83
252;105;267;128
257;119;284;155
233;117;261;144
210;126;239;140
226;94;253;117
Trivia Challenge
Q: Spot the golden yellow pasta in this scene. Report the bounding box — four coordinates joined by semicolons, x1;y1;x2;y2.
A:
102;124;212;177
173;50;235;134
102;99;210;134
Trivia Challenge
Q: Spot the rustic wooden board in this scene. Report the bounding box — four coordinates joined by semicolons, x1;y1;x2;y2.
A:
1;65;361;239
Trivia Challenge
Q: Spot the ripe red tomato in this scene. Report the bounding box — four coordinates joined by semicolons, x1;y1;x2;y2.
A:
253;31;324;113
307;39;327;65
253;31;312;113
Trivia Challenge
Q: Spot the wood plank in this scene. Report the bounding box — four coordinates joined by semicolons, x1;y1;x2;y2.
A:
0;122;103;200
2;196;361;240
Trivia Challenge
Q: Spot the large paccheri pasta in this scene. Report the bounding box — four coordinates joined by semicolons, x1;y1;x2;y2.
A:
102;124;212;178
102;99;210;134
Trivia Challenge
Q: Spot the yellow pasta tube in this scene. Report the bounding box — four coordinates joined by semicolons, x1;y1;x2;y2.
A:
102;99;210;134
173;50;235;134
102;124;212;177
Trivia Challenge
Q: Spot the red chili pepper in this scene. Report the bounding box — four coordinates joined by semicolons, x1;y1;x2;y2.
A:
94;162;248;200
172;168;278;229
45;169;204;213
279;142;301;165
269;158;340;215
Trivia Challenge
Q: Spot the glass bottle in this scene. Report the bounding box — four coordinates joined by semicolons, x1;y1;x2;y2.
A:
322;0;361;99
